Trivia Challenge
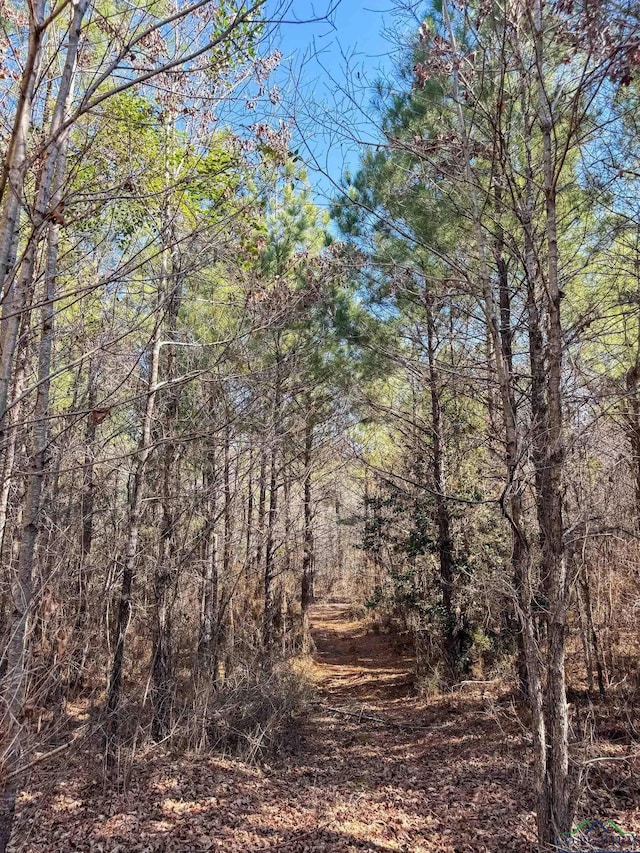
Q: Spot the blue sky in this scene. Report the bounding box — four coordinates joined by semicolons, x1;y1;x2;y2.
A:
262;0;413;205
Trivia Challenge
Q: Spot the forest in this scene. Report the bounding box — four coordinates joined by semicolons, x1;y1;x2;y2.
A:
0;0;639;851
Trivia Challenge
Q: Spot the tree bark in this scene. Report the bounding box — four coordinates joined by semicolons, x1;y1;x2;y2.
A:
221;417;235;680
0;11;86;839
263;346;282;651
68;361;98;690
104;317;162;754
245;446;254;579
0;0;85;432
534;2;572;840
0;116;66;853
197;453;219;681
0;0;45;285
424;288;458;676
494;183;529;694
151;268;181;741
301;405;314;653
0;335;27;558
256;444;267;576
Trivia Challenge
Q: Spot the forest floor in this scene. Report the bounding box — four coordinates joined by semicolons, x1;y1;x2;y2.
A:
9;602;639;852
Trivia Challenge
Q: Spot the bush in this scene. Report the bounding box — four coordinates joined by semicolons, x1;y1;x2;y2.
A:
344;603;367;622
206;664;313;762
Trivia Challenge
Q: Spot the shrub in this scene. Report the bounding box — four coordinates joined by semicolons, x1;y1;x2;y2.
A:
205;664;313;762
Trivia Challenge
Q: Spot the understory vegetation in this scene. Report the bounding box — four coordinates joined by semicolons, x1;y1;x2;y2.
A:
0;0;639;851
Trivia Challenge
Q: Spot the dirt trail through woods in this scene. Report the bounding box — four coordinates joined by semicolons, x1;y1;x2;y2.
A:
12;601;538;853
309;601;413;703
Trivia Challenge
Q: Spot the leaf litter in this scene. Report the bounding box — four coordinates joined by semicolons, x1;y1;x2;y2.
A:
9;603;639;852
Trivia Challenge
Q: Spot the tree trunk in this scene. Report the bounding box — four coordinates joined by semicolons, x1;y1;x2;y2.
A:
579;563;605;699
301;407;314;653
424;287;458;677
0;0;85;431
494;186;529;694
263;443;279;650
256;444;267;576
151;270;181;741
624;334;640;528
0;0;45;289
263;349;282;651
104;318;162;754
245;446;254;579
0;122;65;852
0;15;86;837
68;362;98;690
534;3;572;840
221;417;235;680
197;456;219;681
0;335;27;557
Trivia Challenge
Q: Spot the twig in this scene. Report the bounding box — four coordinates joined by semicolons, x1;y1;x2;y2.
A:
452;679;500;691
3;725;89;783
316;702;386;724
311;700;429;730
582;752;640;765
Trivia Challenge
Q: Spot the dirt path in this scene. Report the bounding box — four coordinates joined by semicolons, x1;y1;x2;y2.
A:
308;601;413;704
294;602;535;852
12;602;537;853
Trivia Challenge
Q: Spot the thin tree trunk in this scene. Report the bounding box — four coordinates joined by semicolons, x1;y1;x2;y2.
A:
256;443;267;576
0;337;27;557
263;348;282;651
197;456;219;680
221;417;234;680
263;443;279;650
0;11;87;836
580;563;605;698
151;272;181;741
301;406;314;653
494;185;529;694
104;315;162;754
334;496;343;583
278;465;292;652
624;304;640;527
534;3;572;840
0;0;85;431
0;120;66;851
245;446;254;579
576;575;594;694
0;0;45;285
424;288;458;677
69;363;98;689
